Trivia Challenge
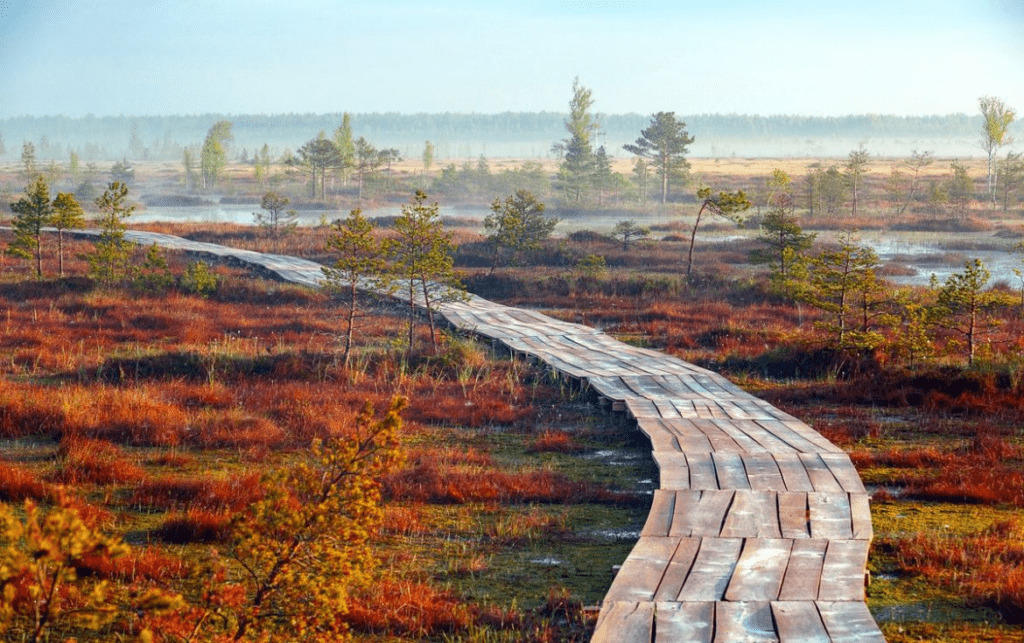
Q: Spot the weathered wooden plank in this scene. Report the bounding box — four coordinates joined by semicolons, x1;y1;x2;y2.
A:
591;601;655;643
587;376;634;402
752;490;783;539
733;419;799;452
668;491;703;537
743;453;788;491
654;375;707;399
661;418;715;453
672;490;735;538
713;451;751;490
635;419;681;452
725;538;793;601
778;538;827;601
783;420;845;453
625;398;661;420
602;537;678;602
820;452;868;493
640;489;675;537
715;400;757;420
816;601;886;642
800;453;845;493
692;419;747;452
754;419;826;453
673;399;700;417
850;493;873;540
619;375;674;401
653;537;702;601
773;452;816;493
777;491;811;539
818;540;870;602
652;452;690;490
721;490;758;538
715;601;779;643
677;537;743;601
771;601;830;643
652;399;683;419
722;490;782;539
654;601;714;643
694;400;720;419
686;452;721;491
710;419;769;452
809;492;854;540
734;399;777;418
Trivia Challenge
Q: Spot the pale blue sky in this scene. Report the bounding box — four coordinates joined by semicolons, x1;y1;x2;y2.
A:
0;0;1021;118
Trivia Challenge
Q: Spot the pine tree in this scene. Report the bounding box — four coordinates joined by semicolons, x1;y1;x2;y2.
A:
51;192;84;277
393;191;464;353
611;220;650;251
135;243;175;293
7;175;54;279
88;182;136;284
322;209;397;367
553;78;599;204
253;191;296;250
750;201;816;283
484;190;557;273
796;232;890;353
623;112;694;204
930;259;1014;365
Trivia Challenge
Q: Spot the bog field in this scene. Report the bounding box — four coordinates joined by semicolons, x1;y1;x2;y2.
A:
1;152;1024;642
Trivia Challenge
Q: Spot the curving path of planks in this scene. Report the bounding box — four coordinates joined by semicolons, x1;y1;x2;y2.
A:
107;230;884;642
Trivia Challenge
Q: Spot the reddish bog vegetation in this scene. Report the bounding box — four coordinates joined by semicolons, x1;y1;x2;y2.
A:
0;239;625;642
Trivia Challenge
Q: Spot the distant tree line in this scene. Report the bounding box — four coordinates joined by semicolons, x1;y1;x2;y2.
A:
1;111;1018;163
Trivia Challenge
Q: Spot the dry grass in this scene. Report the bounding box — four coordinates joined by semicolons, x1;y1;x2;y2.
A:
49;437;145;485
0;459;55;502
893;519;1024;622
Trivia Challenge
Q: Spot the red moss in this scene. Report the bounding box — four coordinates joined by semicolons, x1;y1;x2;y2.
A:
49;438;145;485
0;460;55;502
527;431;586;454
131;473;263;512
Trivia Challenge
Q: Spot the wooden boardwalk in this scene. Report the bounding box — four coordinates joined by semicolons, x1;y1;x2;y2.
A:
106;230;884;642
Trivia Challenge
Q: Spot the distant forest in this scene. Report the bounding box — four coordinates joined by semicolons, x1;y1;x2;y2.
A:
0;112;1016;163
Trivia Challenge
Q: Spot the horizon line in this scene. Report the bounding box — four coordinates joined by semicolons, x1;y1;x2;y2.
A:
0;110;990;121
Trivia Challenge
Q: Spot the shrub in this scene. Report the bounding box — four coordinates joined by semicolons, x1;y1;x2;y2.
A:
179;260;218;296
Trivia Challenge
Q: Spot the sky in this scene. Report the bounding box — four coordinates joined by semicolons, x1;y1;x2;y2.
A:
0;0;1021;119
